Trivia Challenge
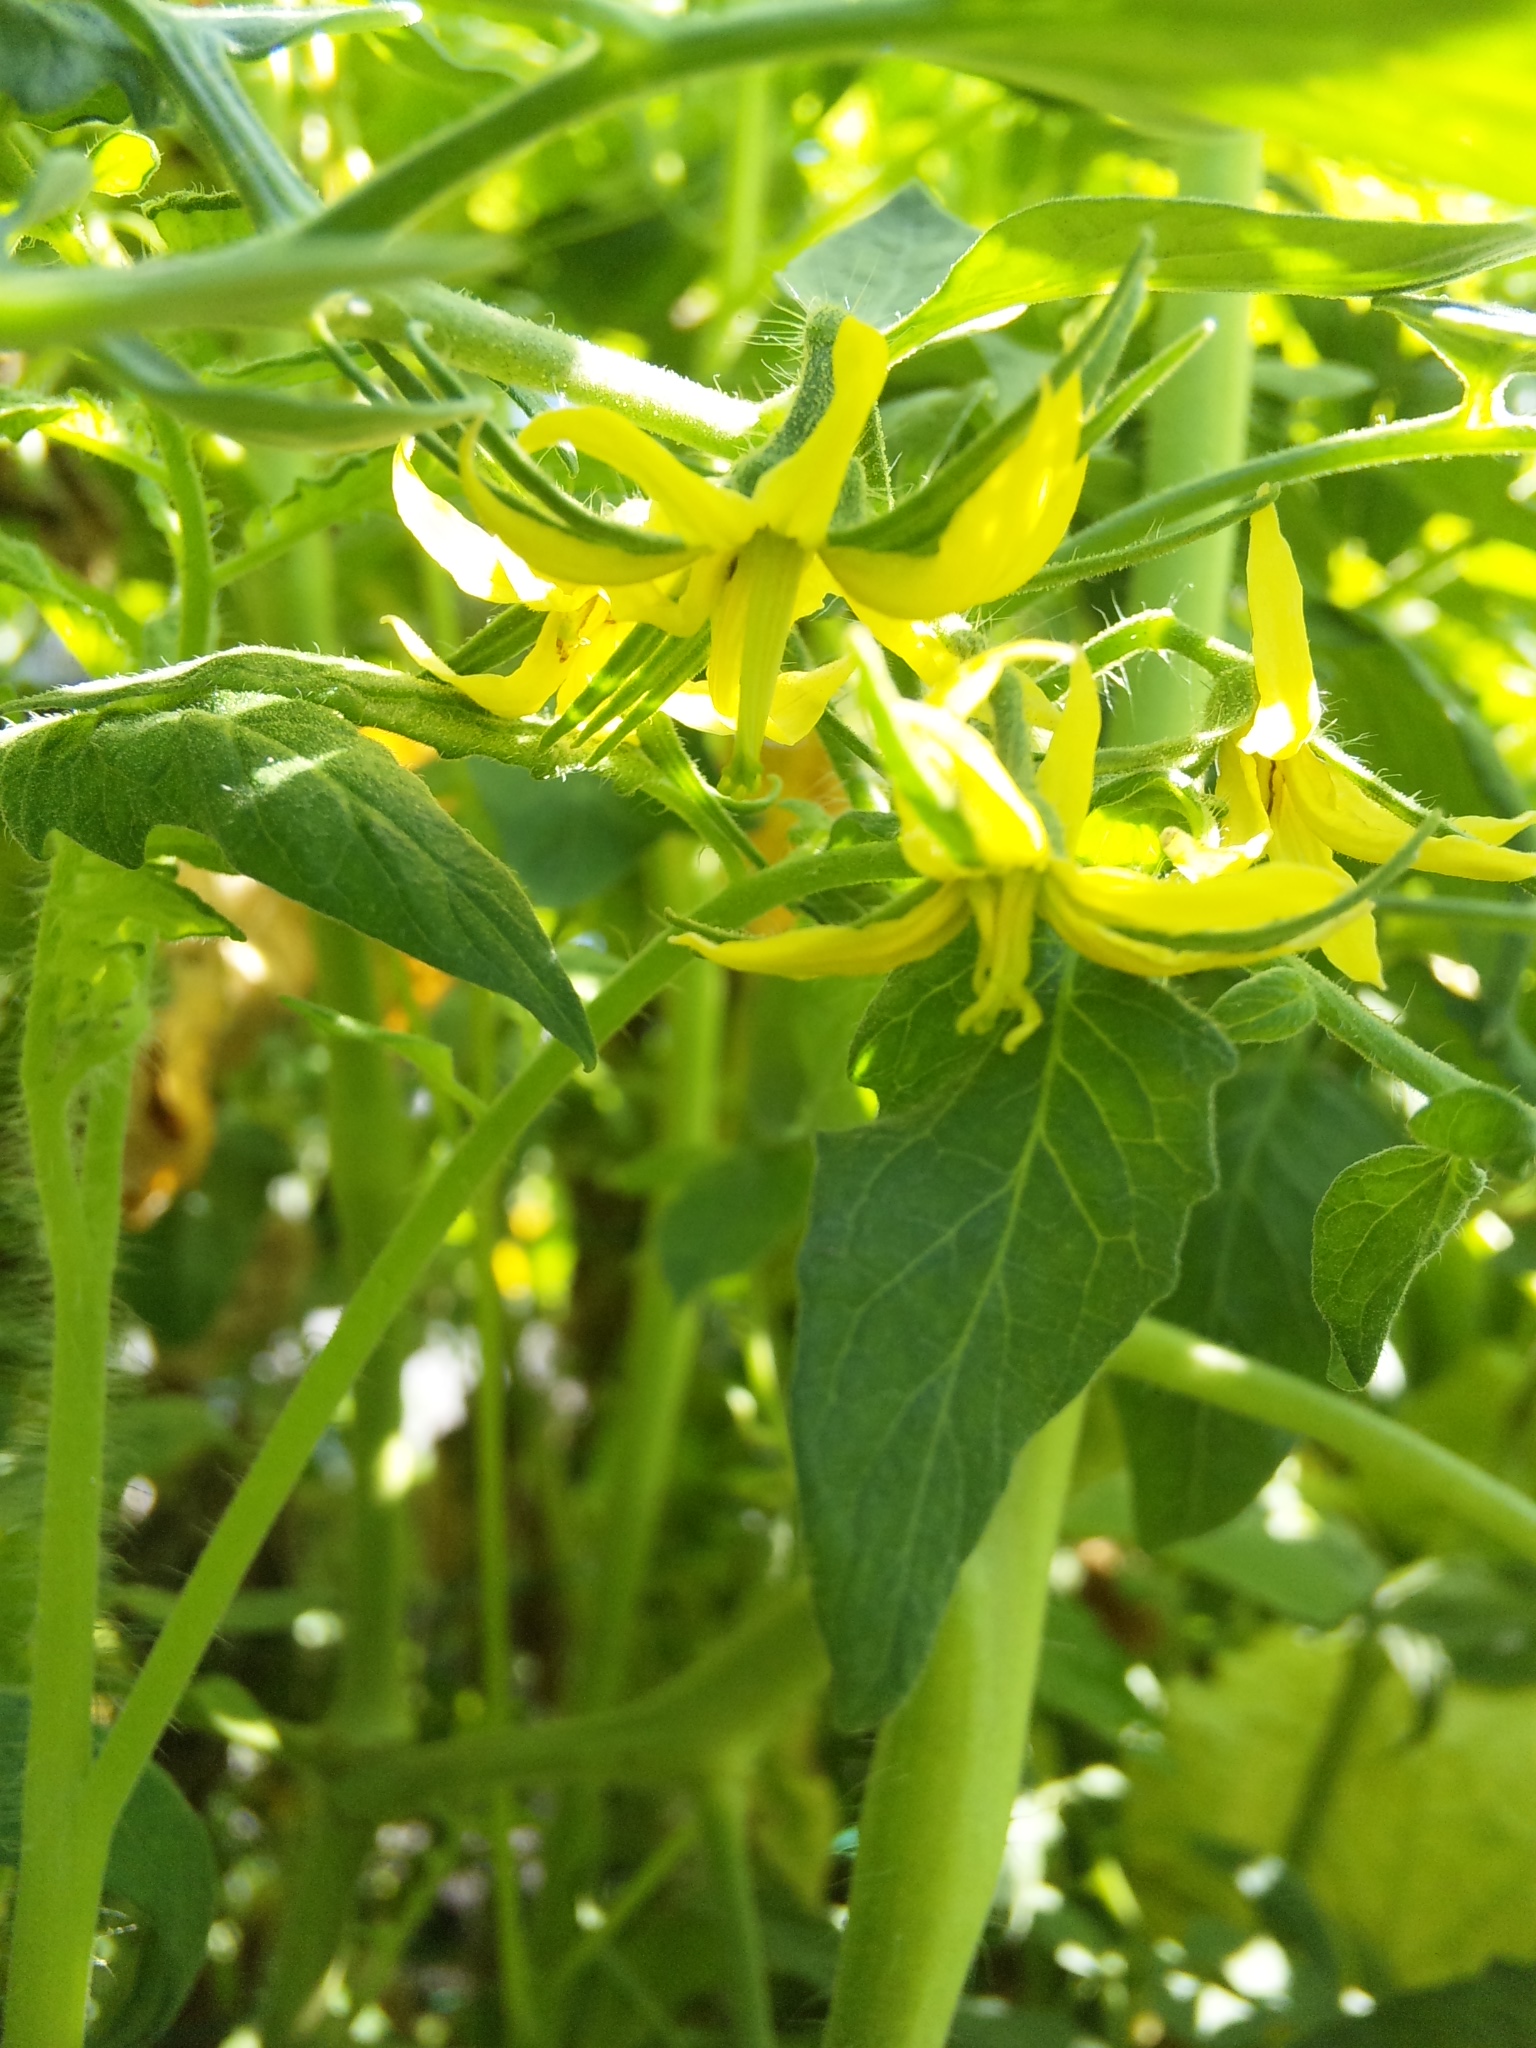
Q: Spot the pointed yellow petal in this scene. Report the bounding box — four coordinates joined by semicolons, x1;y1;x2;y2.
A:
392;441;551;604
1240;503;1321;760
1412;836;1536;882
1268;774;1383;983
459;425;703;590
1065;858;1349;936
1035;651;1098;853
765;657;855;746
673;883;970;979
891;697;1051;877
664;687;732;736
384;612;552;717
1452;809;1536;845
823;375;1085;618
519;405;759;551
1281;746;1407;862
838;594;963;694
1215;739;1273;848
752;318;889;547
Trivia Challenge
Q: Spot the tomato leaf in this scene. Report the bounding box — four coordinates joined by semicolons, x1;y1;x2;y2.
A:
796;942;1234;1727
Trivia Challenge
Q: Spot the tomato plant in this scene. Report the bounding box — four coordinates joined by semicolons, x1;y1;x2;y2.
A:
4;2;1536;2043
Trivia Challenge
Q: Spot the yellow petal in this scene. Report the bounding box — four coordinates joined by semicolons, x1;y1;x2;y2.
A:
1215;739;1273;849
959;871;1044;1048
459;425;703;590
1034;651;1098;854
1065;857;1348;936
608;552;730;634
1239;503;1321;760
752;318;889;547
1268;774;1383;983
1452;809;1536;845
891;697;1051;878
519;405;760;552
392;441;551;604
672;883;970;979
766;657;855;746
1287;749;1536;882
823;375;1085;618
938;639;1075;720
384;613;553;719
841;598;964;695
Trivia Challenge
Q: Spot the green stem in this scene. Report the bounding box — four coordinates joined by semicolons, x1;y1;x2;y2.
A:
823;1398;1086;2048
146;403;216;662
313;919;416;1747
78;847;877;1874
573;842;725;1712
1282;1631;1385;1874
1295;959;1481;1102
5;876;143;2044
470;991;543;2048
326;1586;827;1816
1117;127;1262;744
697;1773;775;2048
1109;1318;1536;1566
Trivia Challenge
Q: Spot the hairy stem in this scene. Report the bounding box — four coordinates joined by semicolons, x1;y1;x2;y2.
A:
823;1399;1086;2048
5;870;144;2045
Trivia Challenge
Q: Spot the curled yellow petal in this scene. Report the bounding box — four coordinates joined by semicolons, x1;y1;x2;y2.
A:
1065;857;1348;937
392;441;552;604
1411;836;1536;882
672;882;970;979
823;375;1085;618
752;318;889;547
519;405;759;552
1452;809;1536;845
667;657;853;747
1239;503;1321;760
841;598;965;695
1268;775;1382;984
383;613;554;719
1286;748;1536;882
1034;651;1098;854
1215;739;1273;850
459;425;703;590
890;697;1051;879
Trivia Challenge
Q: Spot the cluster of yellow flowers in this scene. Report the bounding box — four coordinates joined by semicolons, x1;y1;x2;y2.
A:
389;316;1536;1045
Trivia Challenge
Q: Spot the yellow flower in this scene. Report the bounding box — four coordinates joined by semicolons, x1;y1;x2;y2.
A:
1219;503;1536;983
676;644;1362;1049
445;317;1086;790
390;440;631;718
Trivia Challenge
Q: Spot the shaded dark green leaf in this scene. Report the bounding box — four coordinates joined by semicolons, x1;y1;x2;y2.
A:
1296;1960;1536;2046
1376;1557;1536;1686
1409;1084;1536;1166
466;759;664;909
0;0;161;122
0;689;592;1061
796;947;1234;1726
1169;1501;1384;1627
1313;1145;1486;1390
658;1142;814;1300
1035;1597;1142;1741
1121;1052;1397;1544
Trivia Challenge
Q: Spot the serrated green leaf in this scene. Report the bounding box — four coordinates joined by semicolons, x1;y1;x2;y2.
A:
779;182;979;334
0;689;593;1063
283;995;484;1116
0;532;135;663
1120;1051;1397;1545
0;1691;216;2048
1209;965;1319;1044
657;1142;814;1300
1409;1085;1536;1165
888;197;1536;359
1313;1146;1487;1391
795;945;1234;1726
222;452;392;585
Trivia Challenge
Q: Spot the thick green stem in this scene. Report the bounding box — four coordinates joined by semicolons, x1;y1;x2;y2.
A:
1118;127;1262;743
823;1398;1086;2048
146;403;216;662
1109;1318;1536;1564
6;875;143;2044
698;1773;775;2048
470;991;543;2048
